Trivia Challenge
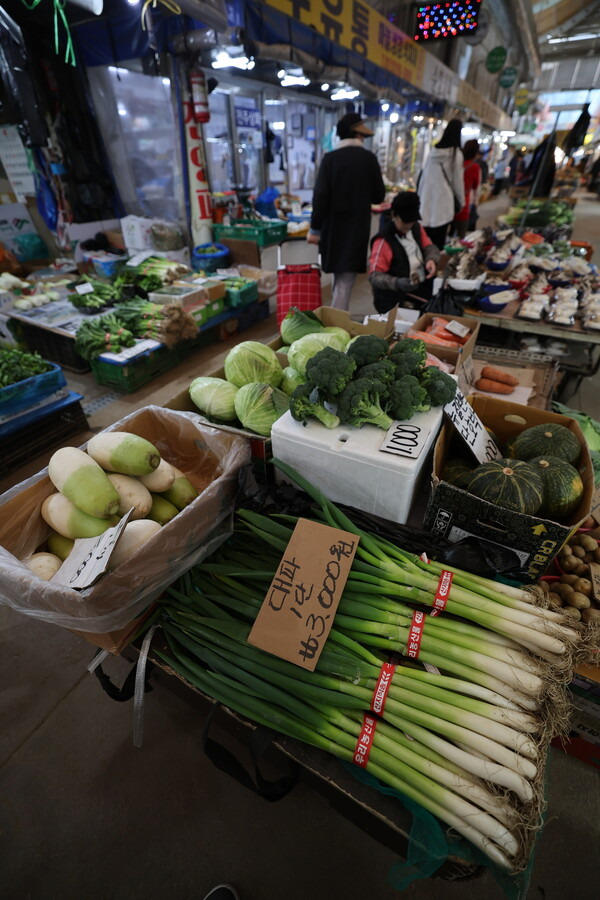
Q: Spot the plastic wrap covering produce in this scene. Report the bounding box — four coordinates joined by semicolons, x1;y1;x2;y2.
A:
240;475;523;578
0;407;250;632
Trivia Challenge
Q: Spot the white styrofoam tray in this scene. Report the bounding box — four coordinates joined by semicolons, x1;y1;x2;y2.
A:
271;407;444;525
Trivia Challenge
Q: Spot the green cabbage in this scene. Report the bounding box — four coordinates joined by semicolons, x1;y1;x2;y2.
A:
189;376;238;422
224;341;283;388
280;307;323;345
287;333;342;375
234;382;289;436
322;326;351;349
280;366;305;396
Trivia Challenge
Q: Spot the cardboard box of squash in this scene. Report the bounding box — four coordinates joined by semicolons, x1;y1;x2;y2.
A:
0;406;250;652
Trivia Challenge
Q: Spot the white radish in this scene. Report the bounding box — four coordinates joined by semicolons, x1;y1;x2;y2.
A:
25;552;62;581
139;458;176;492
107;474;152;519
148;494;179;525
162;466;199;510
47;531;74;561
87;431;160;476
41;493;116;540
109;520;162;569
48;447;120;519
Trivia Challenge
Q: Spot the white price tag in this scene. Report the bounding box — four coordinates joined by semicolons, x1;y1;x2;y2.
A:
444;390;502;464
99;338;162;363
291;202;303;216
127;250;155;267
444;319;470;339
379;420;431;460
75;282;94;295
51;510;134;590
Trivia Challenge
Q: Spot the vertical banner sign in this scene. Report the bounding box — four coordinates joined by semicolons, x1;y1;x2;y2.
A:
444;390;503;464
180;67;213;247
248;518;359;671
189;71;211;124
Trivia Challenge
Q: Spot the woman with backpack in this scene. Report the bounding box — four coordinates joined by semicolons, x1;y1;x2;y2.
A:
417;118;465;250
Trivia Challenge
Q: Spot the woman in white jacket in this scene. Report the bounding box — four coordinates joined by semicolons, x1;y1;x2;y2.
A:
417;119;465;250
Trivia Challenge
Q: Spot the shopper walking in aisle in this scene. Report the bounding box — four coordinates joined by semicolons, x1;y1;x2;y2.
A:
308;112;385;310
492;152;509;195
417;118;465;250
454;139;481;238
368;191;440;312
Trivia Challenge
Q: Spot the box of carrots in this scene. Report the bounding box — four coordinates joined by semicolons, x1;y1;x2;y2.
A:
404;313;480;374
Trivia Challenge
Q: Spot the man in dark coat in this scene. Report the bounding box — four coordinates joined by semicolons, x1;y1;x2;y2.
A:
308;112;385;310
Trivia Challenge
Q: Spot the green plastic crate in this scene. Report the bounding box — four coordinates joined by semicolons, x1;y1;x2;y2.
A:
190;296;226;326
224;279;259;308
90;332;215;393
213;219;287;247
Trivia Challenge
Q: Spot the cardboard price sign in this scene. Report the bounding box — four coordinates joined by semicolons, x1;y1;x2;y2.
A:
588;562;600;603
444;389;502;464
248;519;358;670
589;485;600;525
51;509;133;589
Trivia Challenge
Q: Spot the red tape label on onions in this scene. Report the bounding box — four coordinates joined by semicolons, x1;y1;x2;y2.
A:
430;569;453;617
406;609;425;659
370;661;396;715
353;714;377;768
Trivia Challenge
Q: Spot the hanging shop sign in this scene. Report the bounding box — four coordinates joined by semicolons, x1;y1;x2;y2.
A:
499;67;518;89
485;46;507;74
422;53;459;104
181;71;213;246
264;0;425;85
515;88;531;114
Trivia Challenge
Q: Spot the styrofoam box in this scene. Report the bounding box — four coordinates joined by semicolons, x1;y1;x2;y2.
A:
271;407;444;525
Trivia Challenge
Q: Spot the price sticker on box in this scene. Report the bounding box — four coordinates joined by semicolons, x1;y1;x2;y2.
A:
126;250;156;267
248;519;358;670
444;319;470;339
75;282;94;295
380;420;431;460
444;389;502;464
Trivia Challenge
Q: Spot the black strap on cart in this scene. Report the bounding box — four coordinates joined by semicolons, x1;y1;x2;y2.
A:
202;702;299;802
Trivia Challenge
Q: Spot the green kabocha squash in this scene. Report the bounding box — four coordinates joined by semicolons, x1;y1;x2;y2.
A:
442;459;474;489
512;423;580;466
468;458;543;514
529;456;584;520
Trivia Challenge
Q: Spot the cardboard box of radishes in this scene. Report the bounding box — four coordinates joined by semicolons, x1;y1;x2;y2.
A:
0;406;249;634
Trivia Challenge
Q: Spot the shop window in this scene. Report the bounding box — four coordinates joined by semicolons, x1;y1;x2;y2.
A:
86;63;184;222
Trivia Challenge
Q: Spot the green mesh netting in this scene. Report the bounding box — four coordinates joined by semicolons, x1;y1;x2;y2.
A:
343;763;539;900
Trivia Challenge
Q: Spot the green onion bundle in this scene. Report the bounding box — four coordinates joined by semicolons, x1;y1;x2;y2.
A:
143;461;596;872
74;313;135;361
113;299;197;347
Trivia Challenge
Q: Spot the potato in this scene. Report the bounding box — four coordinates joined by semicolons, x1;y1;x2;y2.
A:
568;591;591;610
583;552;596;564
574;563;590;576
561;555;579;572
555;583;574;599
560;574;579;585
560;544;573;556
563;607;581;620
572;545;586;558
582;516;597;529
579;535;598;552
539;579;550;594
573;578;593;597
548;592;563;607
594;547;600;563
582;608;600;624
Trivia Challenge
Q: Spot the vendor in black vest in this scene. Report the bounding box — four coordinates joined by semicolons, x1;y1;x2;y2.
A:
368;191;440;313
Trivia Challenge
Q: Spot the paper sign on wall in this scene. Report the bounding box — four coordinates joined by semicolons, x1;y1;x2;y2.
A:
444;389;502;464
248;518;358;670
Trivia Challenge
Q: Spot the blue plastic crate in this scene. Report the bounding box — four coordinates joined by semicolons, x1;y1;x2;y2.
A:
0;360;66;420
0;390;83;439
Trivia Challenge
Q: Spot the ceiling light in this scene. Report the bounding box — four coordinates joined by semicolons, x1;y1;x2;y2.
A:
277;69;286;79
271;121;285;130
161;77;170;86
381;103;390;112
212;52;255;70
321;83;330;91
331;88;359;101
548;33;598;44
281;75;310;87
389;112;399;123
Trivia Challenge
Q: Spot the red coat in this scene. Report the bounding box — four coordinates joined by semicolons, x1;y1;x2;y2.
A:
455;160;481;222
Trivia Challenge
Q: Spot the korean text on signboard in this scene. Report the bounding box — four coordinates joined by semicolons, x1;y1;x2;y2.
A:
248;518;358;670
444;390;502;464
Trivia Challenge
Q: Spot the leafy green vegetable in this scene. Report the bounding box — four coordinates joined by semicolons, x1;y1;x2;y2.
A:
321;325;351;349
387;375;429;420
420;366;457;408
74;314;135;361
224;341;283;388
287;333;342;375
280;307;323;345
345;334;389;367
290;383;340;429
552;402;600;453
234;382;289;436
388;338;427;377
189;376;238;422
358;359;396;386
337;378;392;430
0;348;52;387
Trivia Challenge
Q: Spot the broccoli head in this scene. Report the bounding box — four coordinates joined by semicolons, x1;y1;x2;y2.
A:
346;334;389;367
387;375;430;420
290;383;340;429
337;378;393;431
388;338;427;378
305;346;356;396
357;359;396;386
420;366;457;407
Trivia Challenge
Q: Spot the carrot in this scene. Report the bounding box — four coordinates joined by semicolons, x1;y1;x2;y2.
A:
474;378;516;394
408;331;463;348
480;365;519;387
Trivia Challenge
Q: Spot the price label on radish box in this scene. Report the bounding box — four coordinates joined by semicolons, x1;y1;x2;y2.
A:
248;519;358;671
444;390;502;464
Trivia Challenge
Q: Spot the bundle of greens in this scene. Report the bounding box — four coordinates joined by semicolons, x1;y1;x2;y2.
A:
70;276;119;311
140;462;594;873
290;337;456;430
74;313;135;360
113;269;163;296
113;299;197;348
126;256;190;285
0;348;52;387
